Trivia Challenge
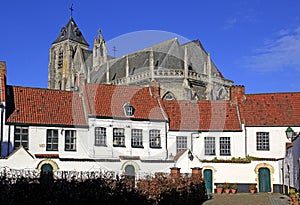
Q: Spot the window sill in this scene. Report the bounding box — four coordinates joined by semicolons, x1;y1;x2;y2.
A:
94;144;107;147
150;146;162;149
64;150;77;152
113;145;126;148
132;146;144;149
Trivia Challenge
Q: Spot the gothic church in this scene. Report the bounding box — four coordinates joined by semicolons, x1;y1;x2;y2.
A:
48;17;233;101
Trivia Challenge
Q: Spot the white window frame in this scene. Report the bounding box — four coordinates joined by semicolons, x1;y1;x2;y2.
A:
220;137;231;156
95;127;106;146
46;129;58;151
149;130;161;148
65;130;76;151
113;128;125;147
131;129;143;148
176;136;187;153
204;137;215;156
14;126;29;149
256;132;269;151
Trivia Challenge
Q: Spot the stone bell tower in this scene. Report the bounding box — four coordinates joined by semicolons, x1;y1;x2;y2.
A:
48;17;89;91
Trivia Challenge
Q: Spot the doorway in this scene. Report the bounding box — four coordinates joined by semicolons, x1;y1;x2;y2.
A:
125;165;135;181
259;167;271;192
204;169;213;194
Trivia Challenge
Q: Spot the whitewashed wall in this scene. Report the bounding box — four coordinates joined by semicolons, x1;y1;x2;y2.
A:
246;127;290;158
167;130;245;161
88;118;168;160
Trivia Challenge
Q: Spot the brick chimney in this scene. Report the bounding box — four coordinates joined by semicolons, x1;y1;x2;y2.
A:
230;85;245;105
149;80;160;97
191;167;202;179
0;62;6;103
170;167;181;178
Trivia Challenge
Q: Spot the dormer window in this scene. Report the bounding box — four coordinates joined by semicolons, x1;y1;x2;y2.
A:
124;103;134;116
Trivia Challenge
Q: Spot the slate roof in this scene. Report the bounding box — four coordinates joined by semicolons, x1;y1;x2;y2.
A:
164;100;241;131
53;17;89;46
240;92;300;126
84;84;167;121
90;38;225;83
6;86;87;127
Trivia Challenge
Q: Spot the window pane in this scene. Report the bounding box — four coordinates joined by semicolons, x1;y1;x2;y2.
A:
220;137;231;156
176;136;187;153
149;130;161;148
257;132;269;150
46;129;58;151
204;137;215;155
14;126;29;149
131;129;143;147
113;128;125;146
65;130;76;151
95;127;106;146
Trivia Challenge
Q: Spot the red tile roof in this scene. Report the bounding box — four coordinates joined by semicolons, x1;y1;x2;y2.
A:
240;93;300;126
6;86;87;127
164;101;241;131
84;84;167;121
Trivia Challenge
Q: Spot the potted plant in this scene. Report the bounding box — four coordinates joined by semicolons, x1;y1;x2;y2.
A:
289;188;299;205
223;182;230;194
249;184;256;194
231;183;238;194
216;184;223;195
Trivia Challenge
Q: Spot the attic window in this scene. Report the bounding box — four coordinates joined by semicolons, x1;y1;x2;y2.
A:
124;103;134;116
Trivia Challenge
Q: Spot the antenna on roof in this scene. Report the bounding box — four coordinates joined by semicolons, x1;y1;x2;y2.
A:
69;3;74;18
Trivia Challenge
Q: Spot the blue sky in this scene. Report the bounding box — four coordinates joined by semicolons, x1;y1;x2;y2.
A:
1;0;300;94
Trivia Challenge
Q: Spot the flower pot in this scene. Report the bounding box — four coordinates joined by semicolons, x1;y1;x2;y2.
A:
290;196;299;205
250;189;255;194
225;189;230;194
232;189;237;194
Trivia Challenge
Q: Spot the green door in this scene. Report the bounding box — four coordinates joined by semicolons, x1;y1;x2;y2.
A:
41;164;53;173
125;165;135;180
204;169;213;194
259;168;271;192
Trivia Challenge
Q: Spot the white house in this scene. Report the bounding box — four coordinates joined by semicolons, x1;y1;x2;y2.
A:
1;61;300;194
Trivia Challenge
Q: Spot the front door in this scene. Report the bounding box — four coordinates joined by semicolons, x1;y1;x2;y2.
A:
204;169;213;194
259;167;271;192
125;165;135;184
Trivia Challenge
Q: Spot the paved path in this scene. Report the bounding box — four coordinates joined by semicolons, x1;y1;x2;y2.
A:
202;193;290;205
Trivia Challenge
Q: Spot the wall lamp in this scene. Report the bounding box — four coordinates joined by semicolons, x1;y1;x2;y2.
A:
285;126;299;141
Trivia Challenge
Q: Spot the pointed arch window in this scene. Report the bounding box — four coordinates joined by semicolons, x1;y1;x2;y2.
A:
58;51;63;69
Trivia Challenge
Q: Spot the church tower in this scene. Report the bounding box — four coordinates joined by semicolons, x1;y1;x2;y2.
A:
48;17;89;91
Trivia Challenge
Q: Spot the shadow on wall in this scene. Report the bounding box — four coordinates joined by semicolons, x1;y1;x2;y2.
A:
1;141;13;157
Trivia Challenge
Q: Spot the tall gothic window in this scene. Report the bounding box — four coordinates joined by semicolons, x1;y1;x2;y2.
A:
58;51;63;69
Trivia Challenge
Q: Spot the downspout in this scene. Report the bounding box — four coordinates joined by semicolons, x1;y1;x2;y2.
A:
0;103;4;156
235;103;247;157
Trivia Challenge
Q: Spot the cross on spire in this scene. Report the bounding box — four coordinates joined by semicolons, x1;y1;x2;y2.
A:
69;3;74;17
112;46;117;57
